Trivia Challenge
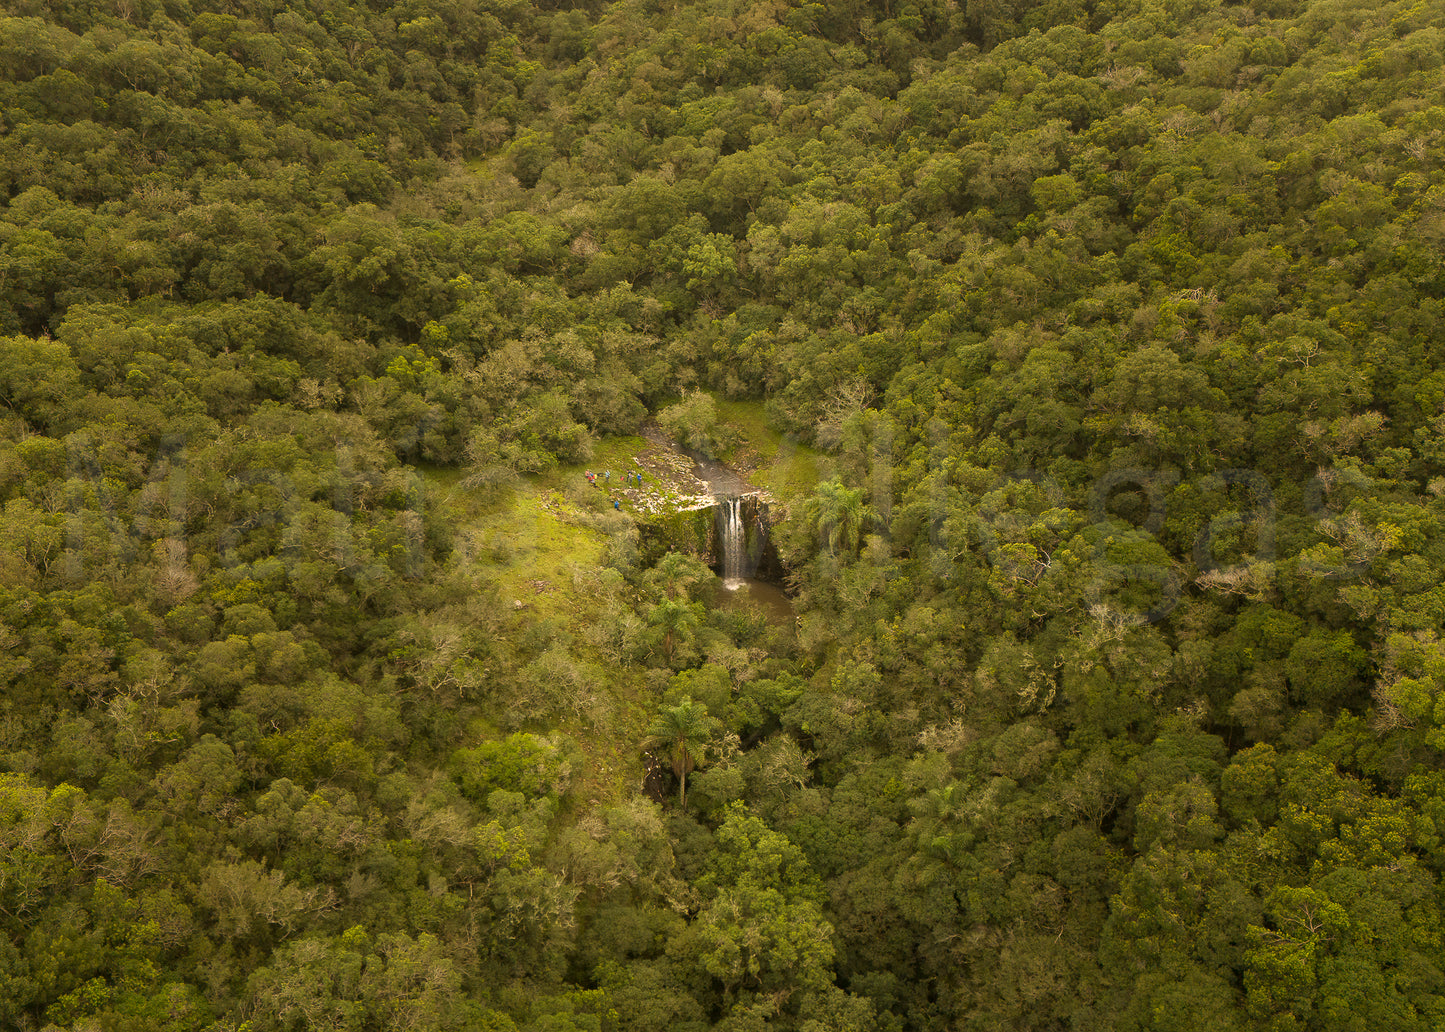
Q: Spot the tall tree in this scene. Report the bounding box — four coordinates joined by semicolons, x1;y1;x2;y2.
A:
642;697;719;811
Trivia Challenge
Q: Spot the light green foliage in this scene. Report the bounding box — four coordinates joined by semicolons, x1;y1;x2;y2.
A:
451;733;573;804
681;805;837;1017
805;478;875;557
645;598;705;668
657;391;737;459
0;335;82;433
247;928;479;1032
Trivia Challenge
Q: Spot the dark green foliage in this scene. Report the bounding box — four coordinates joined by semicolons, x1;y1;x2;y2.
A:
4;0;1445;1028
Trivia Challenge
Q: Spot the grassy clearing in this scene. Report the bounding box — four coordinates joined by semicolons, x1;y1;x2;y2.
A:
481;493;605;611
411;408;818;803
418;467;648;804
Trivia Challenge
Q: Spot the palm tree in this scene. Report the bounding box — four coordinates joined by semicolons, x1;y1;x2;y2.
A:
642;698;719;811
647;598;701;665
808;478;875;555
649;550;707;601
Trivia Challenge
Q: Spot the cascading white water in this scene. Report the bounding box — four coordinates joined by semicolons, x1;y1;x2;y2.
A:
719;496;745;588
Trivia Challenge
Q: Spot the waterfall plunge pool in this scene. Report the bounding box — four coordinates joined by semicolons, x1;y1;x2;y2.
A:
718;575;795;626
713;494;794;628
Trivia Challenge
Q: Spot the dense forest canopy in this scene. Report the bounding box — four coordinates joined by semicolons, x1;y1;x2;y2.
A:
2;0;1445;1028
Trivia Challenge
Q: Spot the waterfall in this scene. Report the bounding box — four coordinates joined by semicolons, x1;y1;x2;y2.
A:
718;496;745;586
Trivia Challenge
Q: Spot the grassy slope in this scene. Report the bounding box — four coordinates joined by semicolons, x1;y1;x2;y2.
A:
421;464;645;804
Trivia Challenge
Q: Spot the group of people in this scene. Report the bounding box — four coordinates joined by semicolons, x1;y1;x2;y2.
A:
586;469;645;510
585;470;645;487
